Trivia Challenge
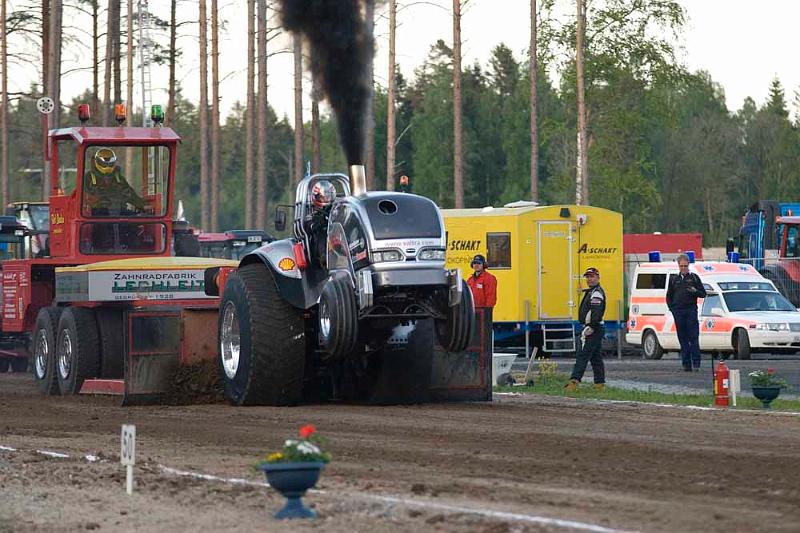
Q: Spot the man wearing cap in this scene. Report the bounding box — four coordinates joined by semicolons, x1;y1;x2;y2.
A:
565;267;606;391
467;254;497;310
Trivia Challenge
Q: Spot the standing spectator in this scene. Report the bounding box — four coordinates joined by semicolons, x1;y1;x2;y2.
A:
467;254;497;309
667;254;706;372
565;267;607;391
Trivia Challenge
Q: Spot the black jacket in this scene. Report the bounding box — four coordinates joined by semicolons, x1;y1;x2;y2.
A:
666;272;707;311
579;284;606;330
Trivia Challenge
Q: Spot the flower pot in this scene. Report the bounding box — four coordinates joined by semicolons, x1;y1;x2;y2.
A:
752;386;781;409
258;461;324;519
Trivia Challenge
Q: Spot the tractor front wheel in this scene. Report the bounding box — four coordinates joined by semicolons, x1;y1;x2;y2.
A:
218;262;305;406
435;280;475;352
56;307;100;395
318;276;359;359
33;307;63;395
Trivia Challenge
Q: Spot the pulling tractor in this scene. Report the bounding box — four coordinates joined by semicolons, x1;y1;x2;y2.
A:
209;165;487;406
0;104;235;402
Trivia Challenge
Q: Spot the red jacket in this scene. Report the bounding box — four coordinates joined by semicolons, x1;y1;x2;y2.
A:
467;270;497;308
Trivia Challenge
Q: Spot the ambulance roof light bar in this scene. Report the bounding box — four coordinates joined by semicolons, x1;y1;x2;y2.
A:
648;251;661;262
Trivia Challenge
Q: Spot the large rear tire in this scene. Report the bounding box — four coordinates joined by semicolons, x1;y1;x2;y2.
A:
318;276;359;359
96;309;124;379
33;307;63;395
56;307;101;395
435;280;475;352
218;262;306;406
343;319;434;404
642;330;664;360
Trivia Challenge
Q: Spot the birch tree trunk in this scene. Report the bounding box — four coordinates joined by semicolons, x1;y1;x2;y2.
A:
364;0;375;189
102;0;112;125
310;49;321;174
112;0;121;107
244;0;255;227
452;0;463;208
385;0;396;191
92;0;99;120
166;0;177;126
293;34;303;182
44;0;62;197
575;0;588;205
529;0;538;202
199;0;209;230
256;0;267;228
125;0;133;177
210;0;220;231
1;0;8;205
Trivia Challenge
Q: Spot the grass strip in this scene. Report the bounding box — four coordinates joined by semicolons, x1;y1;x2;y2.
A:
494;372;800;412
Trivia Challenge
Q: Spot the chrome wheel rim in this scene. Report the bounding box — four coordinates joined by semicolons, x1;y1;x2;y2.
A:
319;298;331;341
220;301;240;379
58;329;73;381
34;329;49;379
644;333;655;355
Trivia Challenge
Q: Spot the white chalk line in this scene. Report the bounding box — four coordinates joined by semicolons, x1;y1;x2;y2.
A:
157;464;630;532
0;443;632;532
495;392;800;416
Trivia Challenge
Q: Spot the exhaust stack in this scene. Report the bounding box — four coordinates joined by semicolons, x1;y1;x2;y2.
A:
349;164;367;197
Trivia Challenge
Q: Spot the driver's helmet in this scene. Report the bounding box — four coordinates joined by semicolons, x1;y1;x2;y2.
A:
310;180;336;209
94;148;117;175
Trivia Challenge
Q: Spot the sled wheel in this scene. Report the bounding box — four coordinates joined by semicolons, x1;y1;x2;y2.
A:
318;276;359;359
56;307;101;395
435;280;475;352
642;330;664;360
33;307;63;395
734;328;751;360
11;357;29;373
218;262;305;406
96;309;124;379
344;319;434;405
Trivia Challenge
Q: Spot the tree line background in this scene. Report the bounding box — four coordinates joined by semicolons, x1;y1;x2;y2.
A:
2;0;800;245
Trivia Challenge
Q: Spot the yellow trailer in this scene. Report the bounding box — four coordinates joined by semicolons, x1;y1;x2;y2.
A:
443;202;624;354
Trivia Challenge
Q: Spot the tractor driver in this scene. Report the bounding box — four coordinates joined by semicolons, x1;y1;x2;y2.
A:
83;148;146;216
304;179;336;267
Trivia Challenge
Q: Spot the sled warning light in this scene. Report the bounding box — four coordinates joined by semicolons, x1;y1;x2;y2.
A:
114;104;127;125
78;104;91;125
150;105;164;125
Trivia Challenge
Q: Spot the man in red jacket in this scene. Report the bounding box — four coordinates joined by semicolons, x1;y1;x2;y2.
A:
467;254;497;309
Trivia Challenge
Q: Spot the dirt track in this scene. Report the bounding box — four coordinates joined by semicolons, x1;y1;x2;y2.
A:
1;373;799;532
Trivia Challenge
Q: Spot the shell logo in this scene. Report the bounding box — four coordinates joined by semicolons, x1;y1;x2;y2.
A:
278;257;296;271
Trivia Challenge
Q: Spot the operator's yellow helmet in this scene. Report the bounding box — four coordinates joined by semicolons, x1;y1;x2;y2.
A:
94;148;117;175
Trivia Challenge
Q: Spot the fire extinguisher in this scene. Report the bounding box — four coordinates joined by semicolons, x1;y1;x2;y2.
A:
713;359;730;407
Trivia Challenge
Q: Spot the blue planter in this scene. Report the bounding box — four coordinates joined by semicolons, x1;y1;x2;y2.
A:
258;461;324;519
752;386;781;409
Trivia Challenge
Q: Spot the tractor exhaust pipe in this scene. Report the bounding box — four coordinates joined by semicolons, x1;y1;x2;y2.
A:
349;164;367;197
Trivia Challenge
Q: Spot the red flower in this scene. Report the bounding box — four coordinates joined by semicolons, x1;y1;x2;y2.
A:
768;368;775;374
299;424;316;439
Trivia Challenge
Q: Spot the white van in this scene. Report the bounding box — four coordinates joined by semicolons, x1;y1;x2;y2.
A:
626;261;800;359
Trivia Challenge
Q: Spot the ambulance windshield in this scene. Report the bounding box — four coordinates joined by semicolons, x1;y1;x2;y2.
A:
82;145;170;218
723;291;796;313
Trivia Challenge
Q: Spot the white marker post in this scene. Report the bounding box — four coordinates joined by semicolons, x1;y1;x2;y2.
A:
120;425;136;495
729;369;741;407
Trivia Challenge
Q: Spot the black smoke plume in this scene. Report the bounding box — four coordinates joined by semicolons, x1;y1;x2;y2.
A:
280;0;373;166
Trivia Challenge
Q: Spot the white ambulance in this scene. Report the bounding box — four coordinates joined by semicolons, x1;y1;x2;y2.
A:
626;261;800;360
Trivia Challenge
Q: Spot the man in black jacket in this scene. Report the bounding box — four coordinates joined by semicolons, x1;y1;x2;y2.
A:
565;267;606;391
666;254;707;371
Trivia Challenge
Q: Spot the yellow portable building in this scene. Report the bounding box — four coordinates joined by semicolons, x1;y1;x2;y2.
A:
443;202;624;354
